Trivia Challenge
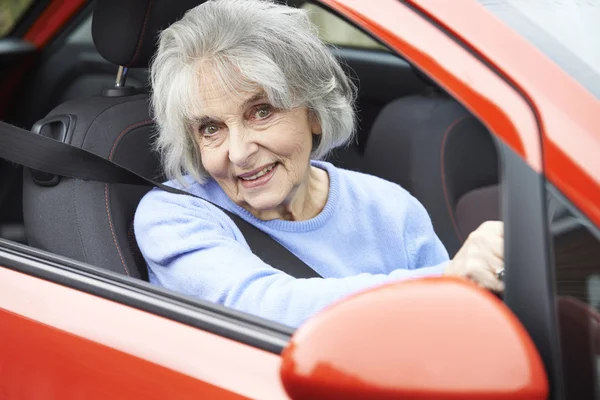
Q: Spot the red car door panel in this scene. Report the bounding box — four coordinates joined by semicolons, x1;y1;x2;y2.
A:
0;267;289;400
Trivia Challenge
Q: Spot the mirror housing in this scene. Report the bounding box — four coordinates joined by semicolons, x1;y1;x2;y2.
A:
280;277;548;400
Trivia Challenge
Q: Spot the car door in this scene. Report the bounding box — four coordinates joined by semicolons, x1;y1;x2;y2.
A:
407;1;599;399
326;1;596;399
1;1;597;399
0;239;290;399
0;2;520;398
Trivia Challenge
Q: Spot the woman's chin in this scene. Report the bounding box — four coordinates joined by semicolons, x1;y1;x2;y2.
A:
236;170;290;214
242;193;286;215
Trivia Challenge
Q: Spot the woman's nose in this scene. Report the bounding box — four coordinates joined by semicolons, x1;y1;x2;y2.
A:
227;128;258;167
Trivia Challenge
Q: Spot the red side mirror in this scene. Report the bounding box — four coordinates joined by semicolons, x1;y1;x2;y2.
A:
280;277;548;400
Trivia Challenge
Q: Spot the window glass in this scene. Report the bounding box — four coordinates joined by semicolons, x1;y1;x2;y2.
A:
0;0;35;37
301;3;388;51
548;187;600;398
66;12;92;44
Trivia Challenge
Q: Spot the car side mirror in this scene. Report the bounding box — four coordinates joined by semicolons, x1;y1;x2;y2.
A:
280;277;548;400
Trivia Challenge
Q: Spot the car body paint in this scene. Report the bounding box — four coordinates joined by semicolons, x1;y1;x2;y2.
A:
0;267;289;399
1;0;598;397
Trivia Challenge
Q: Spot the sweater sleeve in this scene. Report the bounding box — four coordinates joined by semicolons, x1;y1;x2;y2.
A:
134;189;446;328
403;192;451;271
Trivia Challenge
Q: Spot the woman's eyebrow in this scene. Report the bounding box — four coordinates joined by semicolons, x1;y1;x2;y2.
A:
191;93;269;125
191;115;219;127
242;92;269;109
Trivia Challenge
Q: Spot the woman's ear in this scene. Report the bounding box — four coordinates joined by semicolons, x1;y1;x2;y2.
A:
309;111;322;135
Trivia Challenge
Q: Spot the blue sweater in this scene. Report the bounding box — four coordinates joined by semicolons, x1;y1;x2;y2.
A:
134;161;449;327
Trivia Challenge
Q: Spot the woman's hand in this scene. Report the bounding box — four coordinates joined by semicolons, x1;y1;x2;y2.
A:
444;221;505;293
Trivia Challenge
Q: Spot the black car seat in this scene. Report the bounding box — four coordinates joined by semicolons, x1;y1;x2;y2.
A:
23;0;203;280
363;90;500;257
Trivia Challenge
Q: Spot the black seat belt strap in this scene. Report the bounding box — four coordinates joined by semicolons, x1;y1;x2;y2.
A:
0;121;321;279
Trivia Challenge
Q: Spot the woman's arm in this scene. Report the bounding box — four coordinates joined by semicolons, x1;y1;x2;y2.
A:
402;192;450;269
134;189;446;328
400;188;504;293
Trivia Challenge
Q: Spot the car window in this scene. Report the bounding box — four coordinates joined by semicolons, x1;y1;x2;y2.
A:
479;0;600;100
66;12;93;44
301;3;388;51
548;186;600;398
0;0;35;37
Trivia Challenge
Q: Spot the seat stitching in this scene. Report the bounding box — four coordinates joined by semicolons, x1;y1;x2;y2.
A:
109;120;153;159
81;96;148;148
128;0;153;67
440;116;470;244
104;184;129;275
105;120;153;276
71;180;90;263
72;96;146;270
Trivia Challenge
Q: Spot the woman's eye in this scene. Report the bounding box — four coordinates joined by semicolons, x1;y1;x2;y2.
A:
254;106;273;120
202;124;219;136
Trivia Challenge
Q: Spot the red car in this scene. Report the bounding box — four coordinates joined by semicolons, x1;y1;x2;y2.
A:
0;0;598;398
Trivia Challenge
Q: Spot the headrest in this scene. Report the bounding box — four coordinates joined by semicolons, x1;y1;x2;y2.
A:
92;0;204;68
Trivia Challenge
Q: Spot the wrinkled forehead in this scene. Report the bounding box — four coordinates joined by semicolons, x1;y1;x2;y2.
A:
186;61;265;119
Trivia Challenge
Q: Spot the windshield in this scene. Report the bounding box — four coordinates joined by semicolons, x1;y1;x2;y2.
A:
479;0;600;100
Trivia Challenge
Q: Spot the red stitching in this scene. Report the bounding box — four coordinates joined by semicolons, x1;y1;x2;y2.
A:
109;120;153;160
105;120;153;276
440;116;469;244
105;183;129;276
128;0;153;67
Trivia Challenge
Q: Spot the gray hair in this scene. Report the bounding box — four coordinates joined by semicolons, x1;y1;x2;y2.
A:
150;0;357;183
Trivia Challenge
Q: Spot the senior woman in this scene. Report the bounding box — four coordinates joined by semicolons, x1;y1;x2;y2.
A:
135;0;504;328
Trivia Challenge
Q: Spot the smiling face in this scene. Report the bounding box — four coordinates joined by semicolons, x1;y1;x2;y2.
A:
190;70;327;220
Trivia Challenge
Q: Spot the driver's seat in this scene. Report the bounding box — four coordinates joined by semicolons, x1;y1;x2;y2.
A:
23;0;202;279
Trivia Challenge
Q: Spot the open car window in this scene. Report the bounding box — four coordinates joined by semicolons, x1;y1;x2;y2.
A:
2;0;507;329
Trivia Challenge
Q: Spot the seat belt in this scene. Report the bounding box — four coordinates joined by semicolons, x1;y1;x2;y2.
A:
0;121;321;279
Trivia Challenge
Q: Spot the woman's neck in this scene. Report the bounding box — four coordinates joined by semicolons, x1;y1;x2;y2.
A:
250;165;329;222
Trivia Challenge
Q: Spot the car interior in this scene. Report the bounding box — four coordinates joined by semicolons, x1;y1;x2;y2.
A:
0;0;500;282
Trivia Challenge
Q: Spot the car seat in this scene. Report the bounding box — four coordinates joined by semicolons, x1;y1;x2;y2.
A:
23;0;203;280
363;91;500;257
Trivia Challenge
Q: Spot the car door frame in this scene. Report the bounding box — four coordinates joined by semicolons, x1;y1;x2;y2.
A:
3;0;594;398
0;238;291;399
320;0;584;398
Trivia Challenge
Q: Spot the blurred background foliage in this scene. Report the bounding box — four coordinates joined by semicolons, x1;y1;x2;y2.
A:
0;0;34;37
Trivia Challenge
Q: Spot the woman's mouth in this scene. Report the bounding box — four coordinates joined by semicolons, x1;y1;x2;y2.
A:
238;162;278;188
